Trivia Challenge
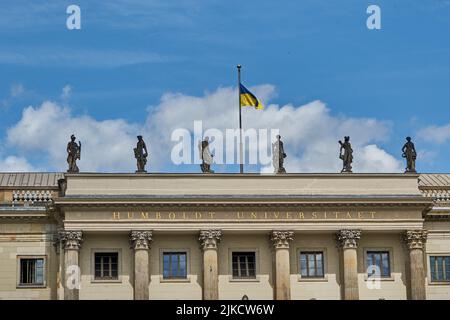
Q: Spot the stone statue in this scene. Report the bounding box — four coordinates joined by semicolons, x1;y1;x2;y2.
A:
272;135;286;173
402;136;417;173
198;137;214;173
339;136;353;173
134;135;148;173
67;134;81;173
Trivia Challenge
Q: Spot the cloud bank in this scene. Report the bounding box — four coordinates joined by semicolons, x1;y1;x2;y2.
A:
5;85;403;173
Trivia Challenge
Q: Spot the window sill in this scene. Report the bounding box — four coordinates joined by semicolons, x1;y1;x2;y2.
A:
297;276;328;282
428;281;450;285
364;276;395;281
91;279;122;284
229;277;260;283
160;278;191;283
16;284;46;289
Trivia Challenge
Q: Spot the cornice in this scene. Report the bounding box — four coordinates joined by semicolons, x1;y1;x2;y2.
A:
64;172;420;179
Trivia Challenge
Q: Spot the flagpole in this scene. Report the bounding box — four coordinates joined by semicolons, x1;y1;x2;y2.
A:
237;65;244;174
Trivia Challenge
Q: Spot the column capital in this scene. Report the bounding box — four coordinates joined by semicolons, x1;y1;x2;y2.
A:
199;229;222;250
270;231;294;249
336;229;361;249
130;230;153;250
58;230;83;250
404;230;427;250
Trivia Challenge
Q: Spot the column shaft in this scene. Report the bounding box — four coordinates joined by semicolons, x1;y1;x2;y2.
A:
199;230;222;300
336;229;361;300
404;230;427;300
58;230;83;301
270;231;294;300
130;230;153;300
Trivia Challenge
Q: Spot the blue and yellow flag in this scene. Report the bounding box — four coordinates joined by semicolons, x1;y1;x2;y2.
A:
240;83;264;110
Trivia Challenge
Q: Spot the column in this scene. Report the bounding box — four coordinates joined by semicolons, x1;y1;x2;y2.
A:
336;229;361;300
58;230;83;300
270;231;294;300
199;229;222;300
404;230;427;300
130;230;153;300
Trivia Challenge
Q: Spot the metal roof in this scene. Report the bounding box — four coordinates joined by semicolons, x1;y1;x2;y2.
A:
419;174;450;188
0;173;64;188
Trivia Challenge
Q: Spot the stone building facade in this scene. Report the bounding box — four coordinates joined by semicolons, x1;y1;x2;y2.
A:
0;172;449;300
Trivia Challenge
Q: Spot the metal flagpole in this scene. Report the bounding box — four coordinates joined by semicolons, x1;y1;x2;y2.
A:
237;65;244;174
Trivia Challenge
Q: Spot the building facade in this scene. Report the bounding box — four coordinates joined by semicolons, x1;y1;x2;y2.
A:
0;172;449;300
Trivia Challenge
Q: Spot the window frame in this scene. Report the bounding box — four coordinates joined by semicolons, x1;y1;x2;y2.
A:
159;249;191;283
90;249;122;283
363;248;394;281
299;251;325;279
229;249;259;282
16;255;47;288
296;247;328;282
428;254;450;284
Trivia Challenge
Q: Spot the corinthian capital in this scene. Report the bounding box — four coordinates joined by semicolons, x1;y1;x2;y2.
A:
199;229;222;250
336;229;361;249
130;230;153;250
270;231;294;249
58;230;83;250
404;230;427;250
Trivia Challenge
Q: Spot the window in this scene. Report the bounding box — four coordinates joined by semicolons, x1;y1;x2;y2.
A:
366;251;391;278
300;252;324;278
163;252;187;279
19;257;45;286
232;252;256;279
430;256;450;282
94;252;118;280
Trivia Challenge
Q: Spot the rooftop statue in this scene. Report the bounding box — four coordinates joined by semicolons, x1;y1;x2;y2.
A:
198;137;214;173
134;135;148;173
272;135;287;173
67;134;81;173
402;136;417;173
339;136;353;173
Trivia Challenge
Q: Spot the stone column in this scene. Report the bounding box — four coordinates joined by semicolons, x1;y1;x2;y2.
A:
199;230;222;300
270;231;294;300
404;230;427;300
336;229;361;300
130;230;153;300
58;230;83;300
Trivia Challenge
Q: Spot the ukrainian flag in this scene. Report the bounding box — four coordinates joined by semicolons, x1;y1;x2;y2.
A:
240;83;264;110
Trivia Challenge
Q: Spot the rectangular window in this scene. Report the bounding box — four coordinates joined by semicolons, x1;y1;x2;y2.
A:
430;256;450;282
163;252;187;279
366;251;391;278
300;252;324;278
232;252;256;279
19;258;45;286
94;252;118;280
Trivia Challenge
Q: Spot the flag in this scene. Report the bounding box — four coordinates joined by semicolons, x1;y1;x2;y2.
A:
240;83;264;110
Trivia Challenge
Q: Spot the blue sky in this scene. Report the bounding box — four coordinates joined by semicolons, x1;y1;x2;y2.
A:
1;0;450;173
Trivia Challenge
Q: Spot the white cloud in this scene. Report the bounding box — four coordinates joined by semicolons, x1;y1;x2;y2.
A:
0;156;35;172
7;101;140;172
61;85;72;100
5;85;403;173
418;124;450;144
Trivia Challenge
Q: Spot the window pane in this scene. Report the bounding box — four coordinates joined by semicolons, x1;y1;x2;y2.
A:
300;254;307;276
232;252;256;278
430;257;436;281
94;253;118;280
382;254;390;277
445;257;450;281
437;257;444;280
